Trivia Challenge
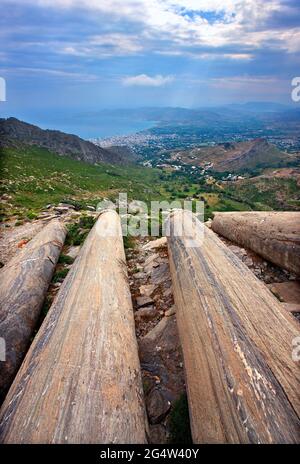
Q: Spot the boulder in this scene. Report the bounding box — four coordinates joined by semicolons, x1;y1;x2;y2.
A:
146;389;171;424
165;306;176;317
282;303;300;313
135;306;157;322
136;296;154;308
139;284;156;297
267;281;300;304
143;237;167;250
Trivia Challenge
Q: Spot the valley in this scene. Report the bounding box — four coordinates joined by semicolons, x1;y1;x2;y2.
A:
1;114;299;230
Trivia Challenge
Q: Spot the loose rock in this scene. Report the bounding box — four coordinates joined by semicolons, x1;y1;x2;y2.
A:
146;389;171;424
136;296;154;308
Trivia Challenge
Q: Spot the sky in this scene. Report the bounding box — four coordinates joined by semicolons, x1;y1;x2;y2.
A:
0;0;299;135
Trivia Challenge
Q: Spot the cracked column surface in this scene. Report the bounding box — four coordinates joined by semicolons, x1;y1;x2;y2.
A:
0;210;148;444
167;210;300;444
0;220;67;402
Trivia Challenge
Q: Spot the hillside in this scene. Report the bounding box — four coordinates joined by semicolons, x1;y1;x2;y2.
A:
1;141;298;225
170;138;297;173
0;117;134;166
0;144;165;221
226;173;300;211
0;143;265;224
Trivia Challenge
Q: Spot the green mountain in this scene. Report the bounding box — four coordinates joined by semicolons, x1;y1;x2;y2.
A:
0;117;135;166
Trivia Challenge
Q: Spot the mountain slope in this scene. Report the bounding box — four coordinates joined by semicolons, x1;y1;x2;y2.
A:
171;138;297;173
0;144;165;219
0;117;132;166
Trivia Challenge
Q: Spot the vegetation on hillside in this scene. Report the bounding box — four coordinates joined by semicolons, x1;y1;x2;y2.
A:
0;145;164;220
1;143;297;225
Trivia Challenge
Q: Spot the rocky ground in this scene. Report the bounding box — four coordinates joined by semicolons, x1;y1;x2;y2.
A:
126;237;187;444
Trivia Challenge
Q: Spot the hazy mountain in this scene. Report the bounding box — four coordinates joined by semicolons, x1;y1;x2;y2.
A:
0;117;135;166
223;102;291;113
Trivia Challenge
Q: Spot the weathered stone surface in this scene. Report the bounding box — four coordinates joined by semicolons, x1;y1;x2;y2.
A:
0;220;67;402
168;210;300;443
212;211;300;275
144;254;160;273
149;424;167;444
66;245;81;259
0;211;148;444
133;271;147;279
151;263;170;286
138;316;185;398
54;206;69;214
58;203;75;209
144;254;160;266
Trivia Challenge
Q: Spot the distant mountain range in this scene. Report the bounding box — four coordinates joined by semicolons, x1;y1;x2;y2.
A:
86;102;298;124
0;118;135;166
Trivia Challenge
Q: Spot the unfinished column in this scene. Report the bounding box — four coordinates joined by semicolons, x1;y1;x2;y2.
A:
0;220;67;402
0;210;148;444
167;210;300;444
211;211;300;275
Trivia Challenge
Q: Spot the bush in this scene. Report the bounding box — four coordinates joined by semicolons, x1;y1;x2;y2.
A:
66;216;96;246
58;254;74;265
123;235;135;249
52;268;69;283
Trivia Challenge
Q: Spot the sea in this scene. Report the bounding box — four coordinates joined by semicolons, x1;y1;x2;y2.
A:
42;116;155;140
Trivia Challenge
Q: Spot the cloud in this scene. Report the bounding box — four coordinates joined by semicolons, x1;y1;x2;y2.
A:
122;74;174;87
1;66;97;81
60;33;143;58
209;75;289;98
1;0;300;107
3;0;300;55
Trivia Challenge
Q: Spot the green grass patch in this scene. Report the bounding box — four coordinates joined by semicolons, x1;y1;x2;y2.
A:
66;215;96;246
52;268;69;283
123;235;136;249
58;254;75;265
